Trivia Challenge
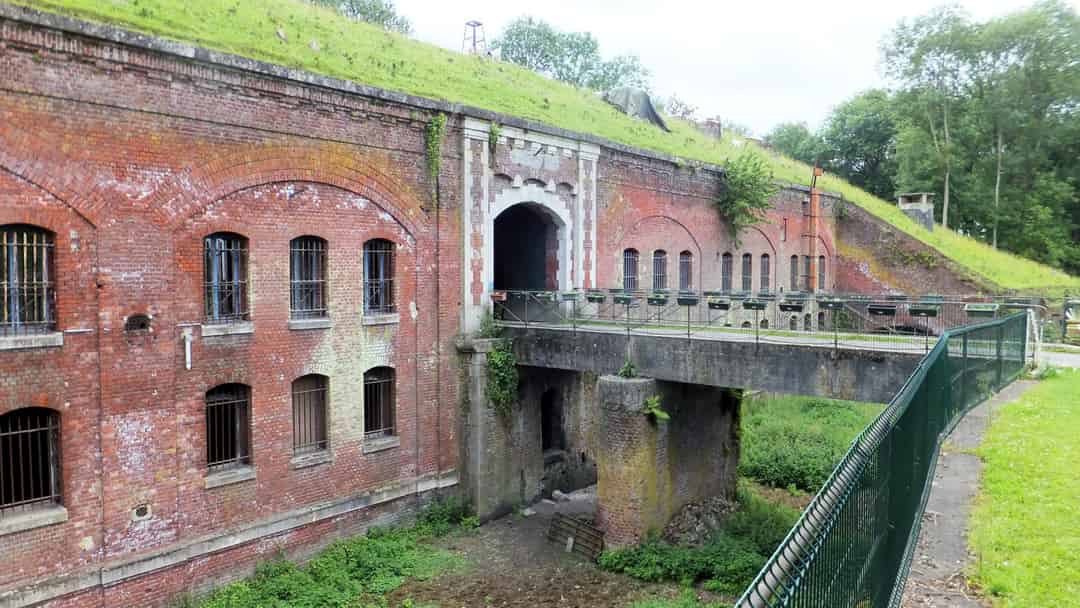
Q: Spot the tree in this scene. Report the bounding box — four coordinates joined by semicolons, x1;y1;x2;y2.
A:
764;122;826;166
494;17;650;91
311;0;412;34
821;90;898;201
715;151;778;244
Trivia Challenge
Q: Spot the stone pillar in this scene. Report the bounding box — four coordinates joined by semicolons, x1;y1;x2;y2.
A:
595;375;740;548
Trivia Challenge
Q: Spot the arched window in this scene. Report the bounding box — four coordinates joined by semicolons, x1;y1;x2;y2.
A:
741;254;752;293
204;233;249;323
363;239;395;314
789;315;798;330
679;251;693;291
292;375;328;455
790;255;799;291
817;311;826;330
205;384;251;472
652;250;667;291
760;319;769;329
364;367;396;439
760;254;771;294
1;225;56;335
0;408;61;514
721;253;733;293
623;249;639;291
803;256;812;292
290;236;327;319
818;255;826;291
804;313;812;331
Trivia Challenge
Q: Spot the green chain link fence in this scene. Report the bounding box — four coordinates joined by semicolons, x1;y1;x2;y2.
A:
735;312;1028;608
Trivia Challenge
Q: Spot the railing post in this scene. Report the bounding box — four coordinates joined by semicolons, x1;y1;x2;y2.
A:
995;323;1003;390
961;333;969;409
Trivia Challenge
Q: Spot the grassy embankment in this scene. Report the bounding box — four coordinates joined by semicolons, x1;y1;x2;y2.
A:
14;0;1080;294
969;370;1080;607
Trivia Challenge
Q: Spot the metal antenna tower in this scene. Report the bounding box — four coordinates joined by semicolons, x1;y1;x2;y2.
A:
462;20;487;55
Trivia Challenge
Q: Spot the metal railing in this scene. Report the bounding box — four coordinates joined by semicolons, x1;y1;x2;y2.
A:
489;289;1045;355
734;312;1027;608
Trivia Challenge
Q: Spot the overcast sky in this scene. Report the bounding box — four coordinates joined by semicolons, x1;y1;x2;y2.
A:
396;0;1080;136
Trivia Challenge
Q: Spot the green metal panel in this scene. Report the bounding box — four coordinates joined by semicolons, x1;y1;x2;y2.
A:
736;312;1027;608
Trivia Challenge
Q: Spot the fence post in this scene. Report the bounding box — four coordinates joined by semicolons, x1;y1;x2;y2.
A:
995;323;1004;390
961;333;969;409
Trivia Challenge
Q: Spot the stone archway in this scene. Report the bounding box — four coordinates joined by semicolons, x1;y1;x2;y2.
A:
493;202;564;291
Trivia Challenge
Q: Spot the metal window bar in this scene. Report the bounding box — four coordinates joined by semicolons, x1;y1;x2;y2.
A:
802;255;812;292
292;376;328;455
790;255;799;291
363;368;395;439
623;249;638;291
204;234;249;323
363;240;395;314
742;254;753;293
721;253;733;292
652;251;667;291
679;252;692;291
818;255;826;291
290;237;327;319
0;226;56;336
760;254;771;294
0;408;61;516
205;385;251;472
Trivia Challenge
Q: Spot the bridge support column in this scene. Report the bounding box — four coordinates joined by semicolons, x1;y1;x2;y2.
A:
596;375;740;548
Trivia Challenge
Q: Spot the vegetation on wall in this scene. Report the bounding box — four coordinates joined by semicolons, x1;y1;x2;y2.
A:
424;113;446;200
485;340;518;417
643;394;669;422
17;0;1080;292
714;151;778;245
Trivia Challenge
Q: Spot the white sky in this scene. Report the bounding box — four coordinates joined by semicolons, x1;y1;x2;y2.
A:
396;0;1080;136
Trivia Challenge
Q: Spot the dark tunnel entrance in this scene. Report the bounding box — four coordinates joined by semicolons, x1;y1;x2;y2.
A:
493;203;560;291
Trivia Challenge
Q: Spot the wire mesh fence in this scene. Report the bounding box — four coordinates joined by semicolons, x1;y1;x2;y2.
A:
734;312;1027;608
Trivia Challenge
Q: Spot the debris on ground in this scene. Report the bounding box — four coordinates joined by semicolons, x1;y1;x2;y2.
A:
662;496;738;547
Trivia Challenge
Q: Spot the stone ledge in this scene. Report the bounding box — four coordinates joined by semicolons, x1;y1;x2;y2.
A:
289;451;332;470
362;436;400;454
204;466;256;489
0;332;63;351
288;318;332;331
0;505;68;536
201;321;254;337
362;313;400;326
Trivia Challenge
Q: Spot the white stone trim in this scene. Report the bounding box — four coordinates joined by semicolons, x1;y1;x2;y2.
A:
288;318;332;331
204;466;256;489
201;321;254;337
0;332;63;351
0;505;67;536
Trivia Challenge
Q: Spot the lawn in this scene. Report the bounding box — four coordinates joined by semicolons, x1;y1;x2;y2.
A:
13;0;1080;294
969;370;1080;607
739;393;883;493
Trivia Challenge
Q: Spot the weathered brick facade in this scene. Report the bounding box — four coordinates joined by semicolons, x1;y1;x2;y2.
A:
0;5;981;606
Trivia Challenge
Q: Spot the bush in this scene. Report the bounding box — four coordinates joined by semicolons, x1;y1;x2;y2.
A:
739;395;881;492
599;486;798;595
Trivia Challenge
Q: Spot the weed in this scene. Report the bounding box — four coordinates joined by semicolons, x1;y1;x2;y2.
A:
617;357;637;378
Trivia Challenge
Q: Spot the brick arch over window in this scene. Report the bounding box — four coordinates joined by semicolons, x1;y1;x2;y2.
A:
615;215;703;291
0;128;102;228
150;148;425;238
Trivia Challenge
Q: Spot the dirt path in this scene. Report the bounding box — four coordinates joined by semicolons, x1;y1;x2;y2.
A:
900;380;1037;608
390;489;684;608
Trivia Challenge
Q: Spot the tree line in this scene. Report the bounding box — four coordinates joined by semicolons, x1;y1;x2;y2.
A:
766;1;1080;273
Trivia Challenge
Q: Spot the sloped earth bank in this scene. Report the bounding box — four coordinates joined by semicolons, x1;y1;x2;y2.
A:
388;487;696;607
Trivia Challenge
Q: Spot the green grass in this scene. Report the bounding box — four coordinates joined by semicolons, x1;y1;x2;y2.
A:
629;589;726;608
190;498;471;608
14;0;1080;293
599;483;800;598
969;370;1080;607
739;394;883;492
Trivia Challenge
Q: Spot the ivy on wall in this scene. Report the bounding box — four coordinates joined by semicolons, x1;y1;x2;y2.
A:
425;113;447;201
486;340;518;417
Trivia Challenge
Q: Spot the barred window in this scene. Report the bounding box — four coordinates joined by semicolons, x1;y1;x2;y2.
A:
760;254;771;293
623;249;638;291
803;255;812;292
205;384;251;472
721;252;732;292
363;239;395;314
818;255;826;291
652;250;667;291
204;233;249;323
290;236;327;319
0;408;61;516
363;367;395;440
678;251;693;291
741;253;752;293
292;375;328;455
1;225;55;336
790;255;799;291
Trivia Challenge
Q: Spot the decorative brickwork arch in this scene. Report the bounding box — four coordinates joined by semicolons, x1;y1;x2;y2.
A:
148;147;427;238
0;133;100;229
616;215;703;292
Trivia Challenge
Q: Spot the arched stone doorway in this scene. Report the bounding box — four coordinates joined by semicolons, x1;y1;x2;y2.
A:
493;202;564;291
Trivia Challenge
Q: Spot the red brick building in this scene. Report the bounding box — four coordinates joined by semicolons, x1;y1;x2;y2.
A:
0;6;973;607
